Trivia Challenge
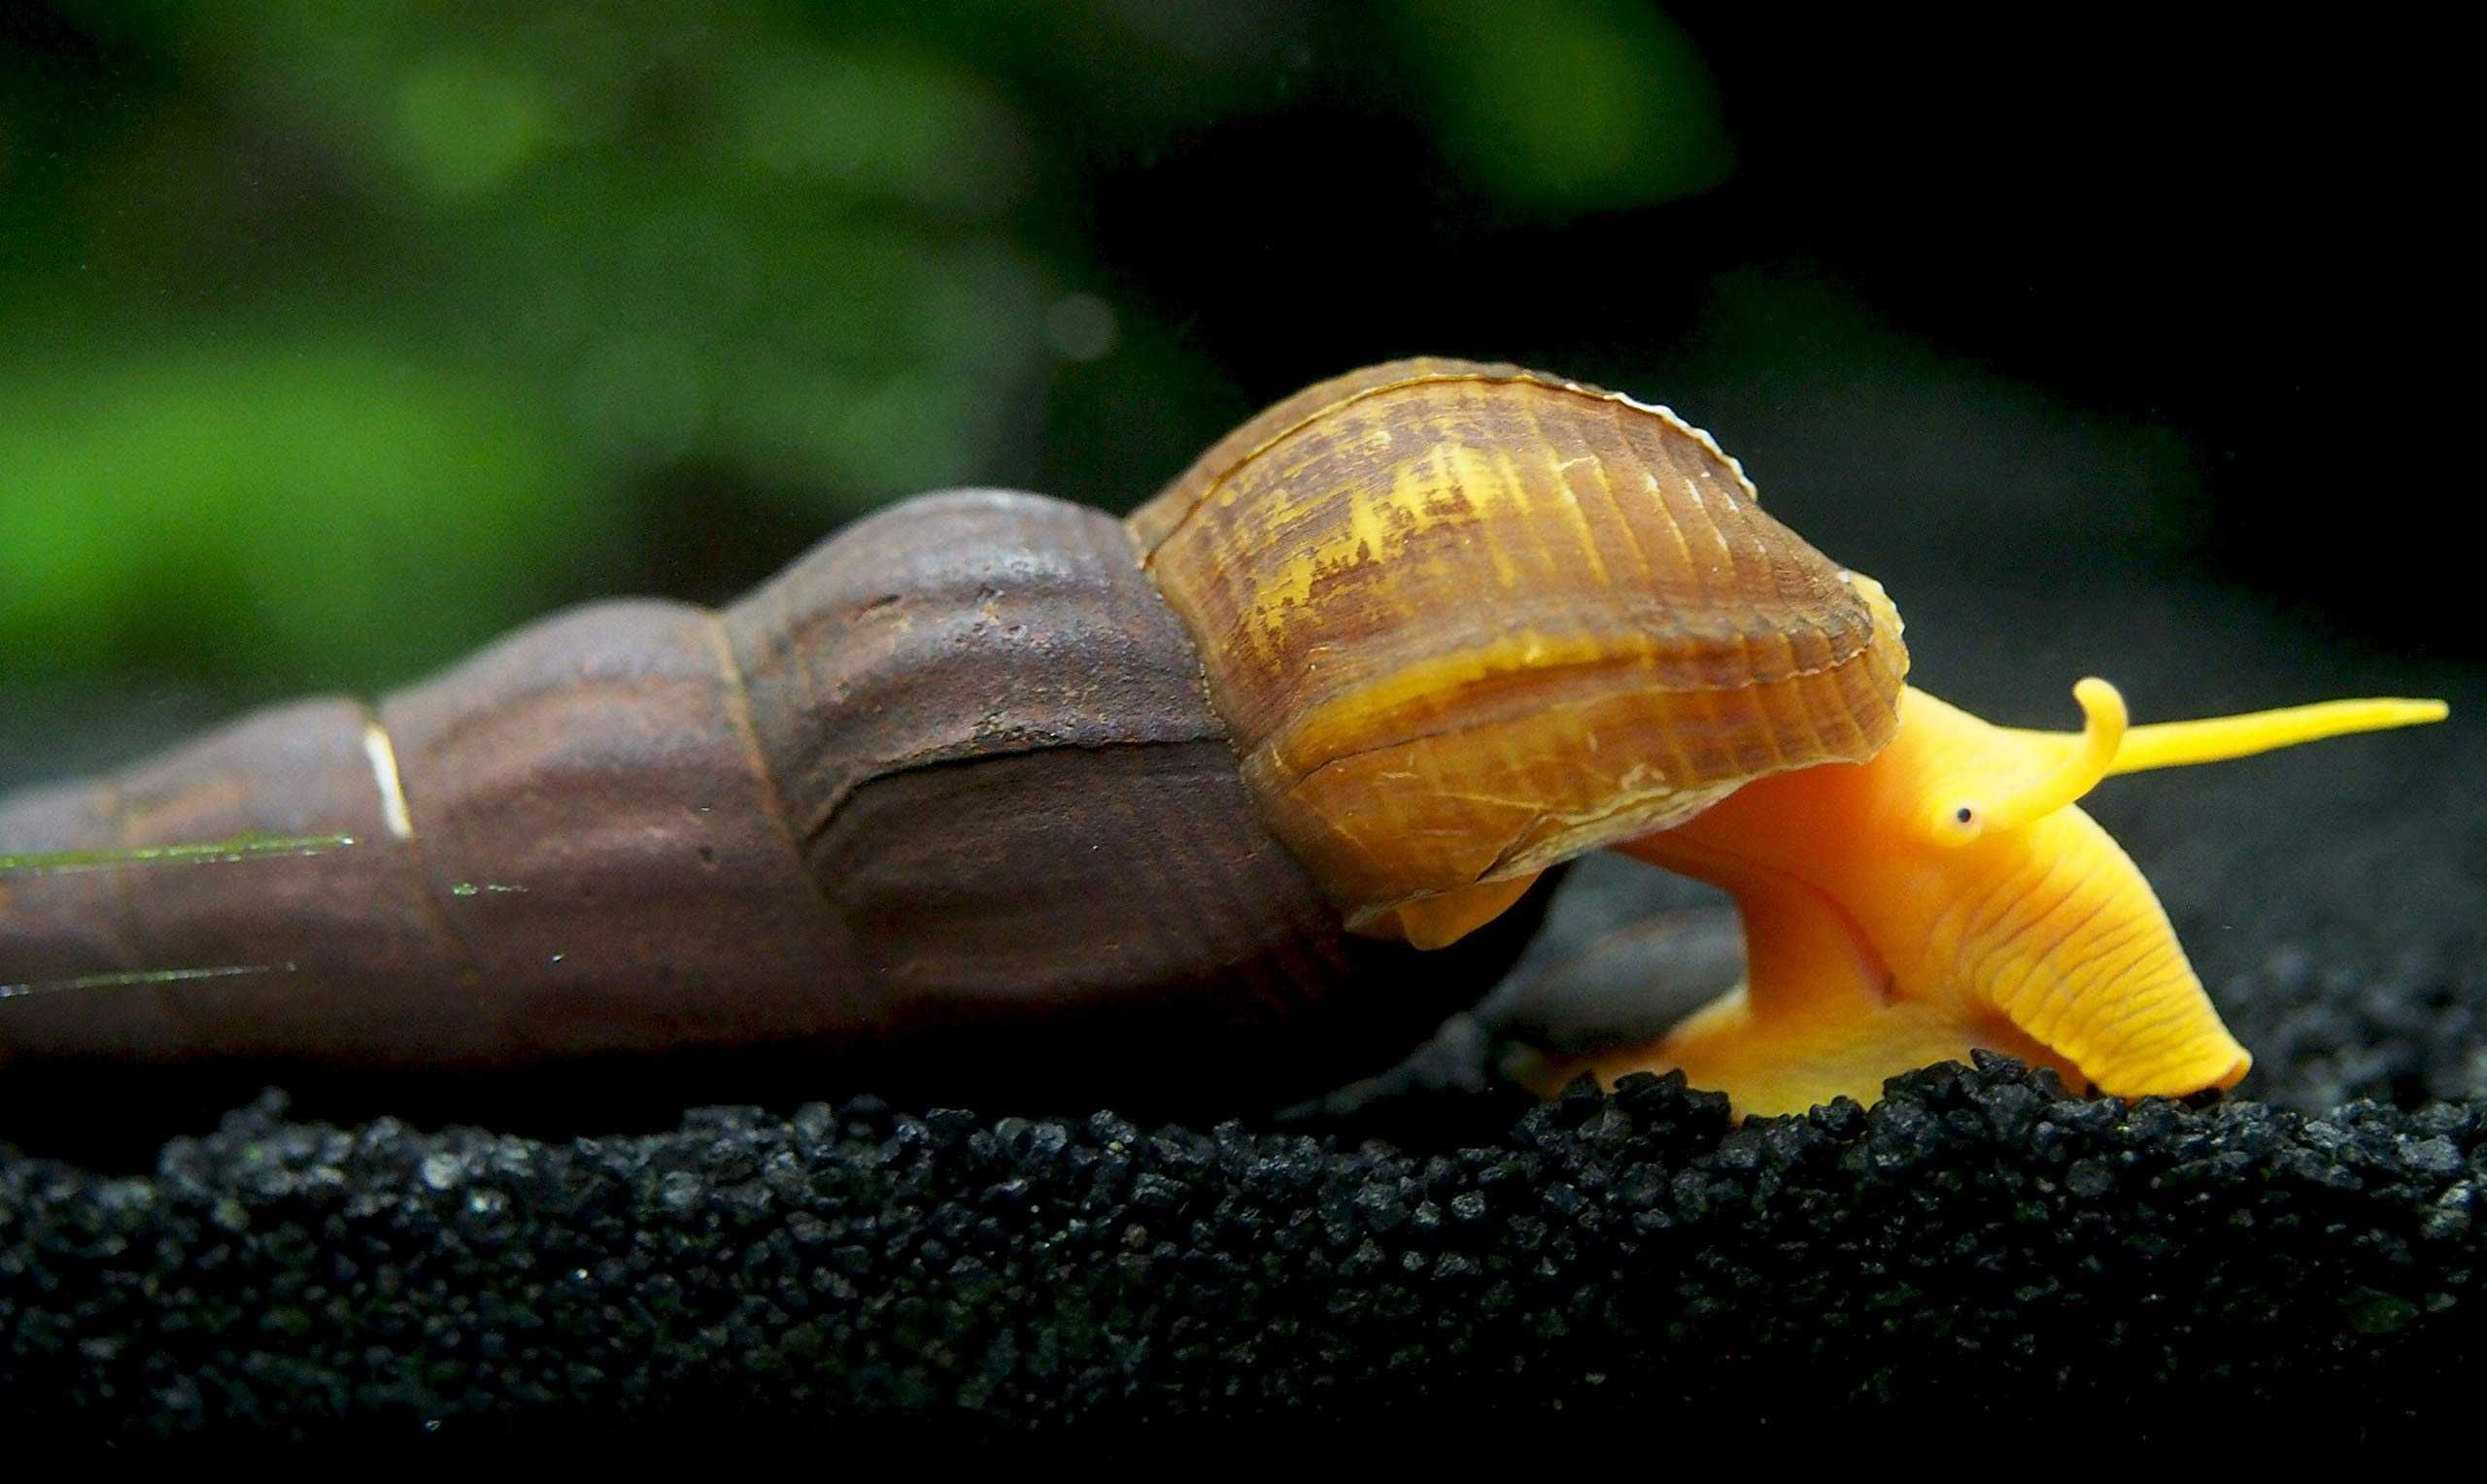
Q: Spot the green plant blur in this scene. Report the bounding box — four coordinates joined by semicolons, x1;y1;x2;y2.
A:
0;0;1729;698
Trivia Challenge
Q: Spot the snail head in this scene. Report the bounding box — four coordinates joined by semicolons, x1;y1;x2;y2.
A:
1600;679;2446;1116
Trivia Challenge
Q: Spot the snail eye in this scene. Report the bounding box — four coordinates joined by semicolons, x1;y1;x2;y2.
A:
1928;800;1987;845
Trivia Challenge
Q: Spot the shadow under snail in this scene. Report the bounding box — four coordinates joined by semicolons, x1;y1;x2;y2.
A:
0;359;2448;1118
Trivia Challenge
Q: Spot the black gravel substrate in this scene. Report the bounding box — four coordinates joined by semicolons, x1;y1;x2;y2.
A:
3;1061;2480;1441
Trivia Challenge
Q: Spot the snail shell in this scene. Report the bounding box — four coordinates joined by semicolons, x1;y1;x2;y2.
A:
0;357;1907;1116
1134;359;1910;933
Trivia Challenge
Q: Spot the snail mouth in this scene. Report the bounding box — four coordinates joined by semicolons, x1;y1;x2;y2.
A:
1946;817;2251;1098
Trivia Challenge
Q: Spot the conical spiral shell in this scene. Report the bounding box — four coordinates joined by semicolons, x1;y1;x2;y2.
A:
1131;358;1910;929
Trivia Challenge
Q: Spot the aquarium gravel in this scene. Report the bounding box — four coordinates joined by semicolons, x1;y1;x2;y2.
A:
2;1060;2481;1440
3;581;2480;1440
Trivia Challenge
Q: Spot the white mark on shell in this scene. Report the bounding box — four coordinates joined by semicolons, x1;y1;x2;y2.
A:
362;722;415;841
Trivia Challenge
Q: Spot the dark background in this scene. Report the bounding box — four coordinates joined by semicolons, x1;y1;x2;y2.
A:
1;5;2464;731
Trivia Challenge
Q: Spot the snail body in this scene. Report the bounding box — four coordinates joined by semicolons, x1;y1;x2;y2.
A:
1550;681;2446;1114
0;360;2446;1117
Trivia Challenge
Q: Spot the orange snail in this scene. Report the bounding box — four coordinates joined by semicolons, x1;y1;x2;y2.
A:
0;360;2445;1117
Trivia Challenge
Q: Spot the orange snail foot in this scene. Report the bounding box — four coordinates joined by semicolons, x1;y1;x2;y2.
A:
1521;984;2099;1121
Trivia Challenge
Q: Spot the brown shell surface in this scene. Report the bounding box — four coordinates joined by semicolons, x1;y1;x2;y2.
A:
1129;358;1911;926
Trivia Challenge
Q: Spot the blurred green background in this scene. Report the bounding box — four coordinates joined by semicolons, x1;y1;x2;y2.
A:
0;2;2461;771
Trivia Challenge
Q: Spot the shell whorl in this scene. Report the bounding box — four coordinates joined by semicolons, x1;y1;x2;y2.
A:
1130;358;1910;927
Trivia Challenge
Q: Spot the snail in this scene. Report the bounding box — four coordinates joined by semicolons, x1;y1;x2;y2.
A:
0;359;2446;1120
